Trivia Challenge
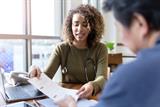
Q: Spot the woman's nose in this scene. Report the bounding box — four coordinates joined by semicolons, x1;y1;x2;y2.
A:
77;25;83;31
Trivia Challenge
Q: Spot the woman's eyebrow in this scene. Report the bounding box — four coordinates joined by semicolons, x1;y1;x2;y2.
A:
72;20;79;22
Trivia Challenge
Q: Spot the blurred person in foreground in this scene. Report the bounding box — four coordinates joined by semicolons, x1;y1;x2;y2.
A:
58;0;160;107
29;4;108;99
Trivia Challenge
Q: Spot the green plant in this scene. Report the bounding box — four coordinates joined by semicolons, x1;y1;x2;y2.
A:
105;42;115;51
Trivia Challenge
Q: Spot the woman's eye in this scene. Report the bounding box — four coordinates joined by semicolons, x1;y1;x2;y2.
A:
72;22;88;27
83;23;88;27
73;23;79;26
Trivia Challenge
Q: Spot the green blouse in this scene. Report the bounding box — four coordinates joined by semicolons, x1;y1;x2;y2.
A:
44;42;108;95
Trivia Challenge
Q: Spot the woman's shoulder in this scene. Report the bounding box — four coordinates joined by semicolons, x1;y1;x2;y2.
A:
97;42;106;47
89;42;107;55
93;42;106;50
56;41;70;48
54;41;70;53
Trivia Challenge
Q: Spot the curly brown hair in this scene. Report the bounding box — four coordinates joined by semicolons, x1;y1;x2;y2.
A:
62;4;104;48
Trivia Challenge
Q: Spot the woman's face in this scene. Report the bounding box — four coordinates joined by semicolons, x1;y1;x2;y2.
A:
72;13;91;44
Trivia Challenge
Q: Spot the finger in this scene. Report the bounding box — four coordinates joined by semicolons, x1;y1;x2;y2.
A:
78;90;87;98
79;87;93;98
79;92;86;99
29;66;41;78
77;87;85;94
77;87;86;98
36;67;42;78
29;70;37;78
28;65;36;77
80;90;92;98
85;91;92;98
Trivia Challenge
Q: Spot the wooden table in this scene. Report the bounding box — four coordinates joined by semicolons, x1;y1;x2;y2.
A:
0;83;100;106
108;53;123;72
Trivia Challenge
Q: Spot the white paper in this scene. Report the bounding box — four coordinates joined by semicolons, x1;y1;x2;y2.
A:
77;99;98;107
28;73;79;102
37;98;97;107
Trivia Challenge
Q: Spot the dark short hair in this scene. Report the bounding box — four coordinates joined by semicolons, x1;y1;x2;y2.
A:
63;4;104;48
103;0;160;31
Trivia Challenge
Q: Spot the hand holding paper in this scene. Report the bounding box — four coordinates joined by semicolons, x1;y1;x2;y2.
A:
28;73;79;102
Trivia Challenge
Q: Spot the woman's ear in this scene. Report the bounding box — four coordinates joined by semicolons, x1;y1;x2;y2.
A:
87;23;91;32
133;13;149;38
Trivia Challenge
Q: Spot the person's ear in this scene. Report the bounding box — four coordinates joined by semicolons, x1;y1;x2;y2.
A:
87;23;91;33
133;13;149;38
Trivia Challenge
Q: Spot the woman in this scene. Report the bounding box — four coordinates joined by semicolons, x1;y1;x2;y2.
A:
29;4;108;99
58;0;160;107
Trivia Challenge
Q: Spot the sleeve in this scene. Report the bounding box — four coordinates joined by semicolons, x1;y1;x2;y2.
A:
43;44;61;79
92;44;108;95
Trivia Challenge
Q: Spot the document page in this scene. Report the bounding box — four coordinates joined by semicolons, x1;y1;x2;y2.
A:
28;73;79;102
37;98;98;107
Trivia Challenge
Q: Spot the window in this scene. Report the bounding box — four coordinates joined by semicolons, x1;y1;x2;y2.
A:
32;39;60;70
0;0;61;72
0;39;26;72
31;0;55;36
0;0;24;34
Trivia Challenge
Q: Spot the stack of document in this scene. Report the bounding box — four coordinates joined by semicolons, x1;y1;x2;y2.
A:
4;73;98;107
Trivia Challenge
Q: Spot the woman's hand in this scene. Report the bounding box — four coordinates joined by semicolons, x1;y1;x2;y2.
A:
29;65;42;78
77;82;93;99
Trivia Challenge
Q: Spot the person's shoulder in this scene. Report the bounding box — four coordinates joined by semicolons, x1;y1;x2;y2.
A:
93;42;107;53
56;41;70;48
54;41;70;53
93;42;106;49
112;59;144;81
96;42;106;47
116;60;138;73
56;41;69;46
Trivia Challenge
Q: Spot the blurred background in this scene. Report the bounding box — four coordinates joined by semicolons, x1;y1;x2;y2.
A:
0;0;136;73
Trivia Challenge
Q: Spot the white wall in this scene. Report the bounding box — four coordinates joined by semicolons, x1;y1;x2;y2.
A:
53;0;63;36
102;12;117;52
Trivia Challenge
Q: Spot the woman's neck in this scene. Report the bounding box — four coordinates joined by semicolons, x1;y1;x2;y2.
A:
73;41;88;49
